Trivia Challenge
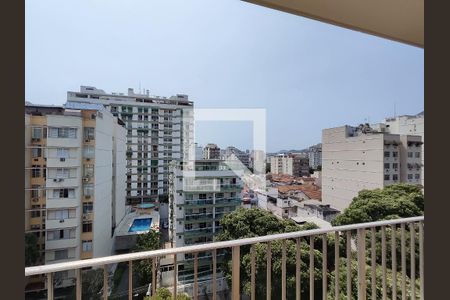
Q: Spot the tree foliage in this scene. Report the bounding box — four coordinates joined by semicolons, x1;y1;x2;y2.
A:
133;230;161;286
144;287;191;300
332;184;424;226
25;233;39;267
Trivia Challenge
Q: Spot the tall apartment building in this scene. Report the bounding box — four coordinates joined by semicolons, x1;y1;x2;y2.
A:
223;146;250;168
25;103;126;288
270;154;310;177
322;124;423;211
67;86;194;206
308;143;322;169
168;160;243;296
203;143;221;160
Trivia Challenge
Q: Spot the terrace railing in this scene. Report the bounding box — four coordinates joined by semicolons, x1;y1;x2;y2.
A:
25;216;424;300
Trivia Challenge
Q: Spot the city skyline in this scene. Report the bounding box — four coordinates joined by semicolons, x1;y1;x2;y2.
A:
26;0;423;152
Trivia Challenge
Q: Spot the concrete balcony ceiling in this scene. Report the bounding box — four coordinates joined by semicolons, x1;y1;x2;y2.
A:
243;0;424;48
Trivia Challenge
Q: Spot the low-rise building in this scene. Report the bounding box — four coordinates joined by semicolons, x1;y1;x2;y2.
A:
270;153;309;177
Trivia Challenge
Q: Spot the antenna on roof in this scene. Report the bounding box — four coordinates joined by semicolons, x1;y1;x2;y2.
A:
139;81;141;94
394;102;397;118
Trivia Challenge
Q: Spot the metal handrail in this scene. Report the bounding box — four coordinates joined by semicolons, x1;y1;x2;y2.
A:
25;216;423;276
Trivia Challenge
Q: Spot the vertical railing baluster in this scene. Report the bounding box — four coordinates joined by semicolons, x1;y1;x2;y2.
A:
212;250;217;300
282;240;287;300
335;232;340;300
152;258;156;296
251;245;256;300
322;235;327;300
76;269;81;300
103;265;108;300
346;231;351;300
128;260;133;300
401;223;406;300
267;241;272;300
392;224;397;299
381;226;387;300
173;254;178;300
410;223;416;300
194;252;198;300
47;272;54;300
357;228;366;300
419;221;424;300
232;246;240;300
371;227;376;300
309;235;314;300
296;238;301;300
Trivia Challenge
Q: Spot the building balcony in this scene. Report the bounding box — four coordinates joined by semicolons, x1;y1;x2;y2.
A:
25;216;424;300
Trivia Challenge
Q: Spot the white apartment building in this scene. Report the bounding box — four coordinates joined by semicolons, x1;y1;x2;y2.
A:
322;124;423;212
25;103;127;288
67;86;194;207
308;143;322;169
270;154;310;177
167;160;243;296
203;143;221;160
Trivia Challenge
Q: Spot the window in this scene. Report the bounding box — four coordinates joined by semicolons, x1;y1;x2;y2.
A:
31;185;40;198
384;151;390;158
83;146;95;159
84;184;94;197
408;152;413;158
47;209;76;220
49;127;77;138
32;147;42;158
53;188;75;198
83;203;93;214
82;240;93;252
84;127;95;140
56;168;70;178
56;148;69;158
47;229;76;240
384;174;390;180
415;173;420;179
31;165;41;178
31;205;41;218
54;250;68;260
393;163;399;169
199;194;207;200
384;163;390;169
392;151;399;158
82;222;93;233
408;174;413;180
392;174;398;181
415;152;421;158
32;127;42;139
84;165;94;177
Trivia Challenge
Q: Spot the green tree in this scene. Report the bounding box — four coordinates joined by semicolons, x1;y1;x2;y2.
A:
217;208;327;299
133;230;161;286
143;288;191;300
332;184;424;226
25;233;39;267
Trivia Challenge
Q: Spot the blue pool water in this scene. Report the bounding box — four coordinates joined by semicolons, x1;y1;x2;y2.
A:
137;203;155;209
128;218;152;232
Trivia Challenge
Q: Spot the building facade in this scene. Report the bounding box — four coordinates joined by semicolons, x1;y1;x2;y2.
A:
322;124;423;211
25;103;126;288
270;154;309;177
203;143;221;160
67;86;194;206
308;143;322;169
168;160;243;296
222;146;250;168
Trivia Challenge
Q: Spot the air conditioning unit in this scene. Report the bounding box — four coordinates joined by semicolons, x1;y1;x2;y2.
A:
83;177;90;182
33;158;39;162
53;178;58;182
85;139;91;143
60;158;66;162
59;219;64;223
32;197;39;202
85;195;91;199
83;214;89;220
32;138;41;142
86;158;91;161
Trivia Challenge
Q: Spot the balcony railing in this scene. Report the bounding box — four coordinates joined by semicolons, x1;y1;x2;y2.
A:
25;216;424;300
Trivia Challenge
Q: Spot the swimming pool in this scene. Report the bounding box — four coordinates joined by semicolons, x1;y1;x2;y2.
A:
128;218;152;232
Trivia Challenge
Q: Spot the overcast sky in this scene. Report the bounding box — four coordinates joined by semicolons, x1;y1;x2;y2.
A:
26;0;424;152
